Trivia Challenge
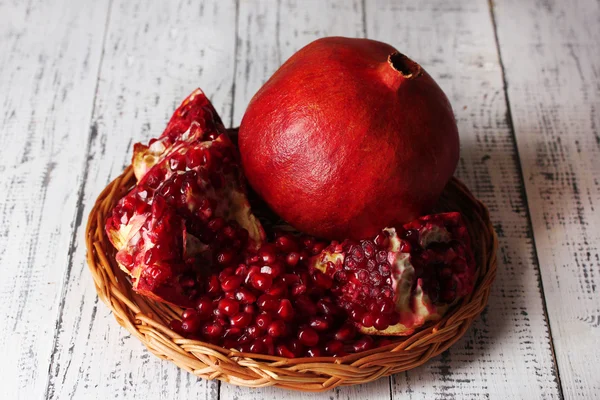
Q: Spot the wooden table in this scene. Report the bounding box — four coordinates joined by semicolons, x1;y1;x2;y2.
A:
1;0;598;398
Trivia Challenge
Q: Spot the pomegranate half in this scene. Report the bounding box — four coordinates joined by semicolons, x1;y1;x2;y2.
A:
239;37;459;240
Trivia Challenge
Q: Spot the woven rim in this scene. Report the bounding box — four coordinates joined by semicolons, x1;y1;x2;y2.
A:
86;168;497;392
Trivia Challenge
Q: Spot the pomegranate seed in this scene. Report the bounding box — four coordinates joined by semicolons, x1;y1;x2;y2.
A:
219;267;236;281
266;282;288;298
275;235;298;252
251;273;273;291
221;275;243;292
267;320;287;338
257;294;279;311
374;314;391;331
218;298;240;317
235;288;257;304
224;291;236;300
242;304;256;315
379;298;395;314
306;347;322;357
317;299;341;317
277;299;295;321
286;252;300;266
196;297;213;319
324;340;344;355
376;250;388;263
334;324;356;342
249;339;266;354
207;275;221;295
350;306;365;322
361;314;375;328
255;313;272;329
302;236;315;249
378;263;391;277
258;245;277;265
169;319;184;335
349;245;365;262
246;325;260;339
309;317;329;331
237;343;252;353
261;336;275;355
181;309;197;320
298;251;310;262
230;312;252;328
216;249;236;265
361;240;376;258
202;322;223;337
311;242;326;255
262;262;283;278
281;273;300;285
291;284;307;296
352;336;375;352
276;344;295;358
207;217;225;232
223;327;242;338
287;338;305;357
298;328;319;346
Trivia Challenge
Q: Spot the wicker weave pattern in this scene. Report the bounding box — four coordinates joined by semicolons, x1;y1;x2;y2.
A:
86;168;497;392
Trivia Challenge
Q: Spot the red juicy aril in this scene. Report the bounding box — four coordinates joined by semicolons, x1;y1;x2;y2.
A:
239;37;459;240
171;232;385;357
311;212;475;335
105;89;265;307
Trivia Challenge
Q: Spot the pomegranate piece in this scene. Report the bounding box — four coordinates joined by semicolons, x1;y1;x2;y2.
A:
311;212;476;336
132;88;226;181
106;90;265;307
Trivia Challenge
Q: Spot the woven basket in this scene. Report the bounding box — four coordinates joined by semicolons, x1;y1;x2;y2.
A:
86;169;497;392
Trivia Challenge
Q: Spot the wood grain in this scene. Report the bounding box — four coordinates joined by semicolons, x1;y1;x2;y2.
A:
493;0;600;397
0;0;110;398
223;0;391;398
44;0;237;398
366;0;562;398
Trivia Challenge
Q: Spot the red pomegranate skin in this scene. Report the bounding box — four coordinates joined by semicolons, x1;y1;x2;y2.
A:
239;37;459;240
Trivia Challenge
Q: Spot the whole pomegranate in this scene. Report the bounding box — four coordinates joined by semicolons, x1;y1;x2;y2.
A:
239;37;459;240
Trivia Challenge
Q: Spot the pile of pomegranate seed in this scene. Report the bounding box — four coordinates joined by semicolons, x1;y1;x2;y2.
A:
169;232;393;357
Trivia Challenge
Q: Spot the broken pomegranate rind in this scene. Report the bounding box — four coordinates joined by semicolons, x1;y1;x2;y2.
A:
107;103;264;307
311;212;475;336
132;88;226;181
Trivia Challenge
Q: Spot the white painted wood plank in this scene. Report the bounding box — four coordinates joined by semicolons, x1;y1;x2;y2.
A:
222;0;391;398
45;1;237;399
0;0;110;399
493;0;600;397
366;1;562;398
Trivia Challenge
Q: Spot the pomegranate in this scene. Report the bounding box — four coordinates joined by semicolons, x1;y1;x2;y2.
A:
106;90;265;307
105;88;477;358
311;212;475;335
238;37;459;240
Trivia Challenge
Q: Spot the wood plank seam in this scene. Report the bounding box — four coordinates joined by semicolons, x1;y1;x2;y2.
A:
43;1;115;398
486;0;564;398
